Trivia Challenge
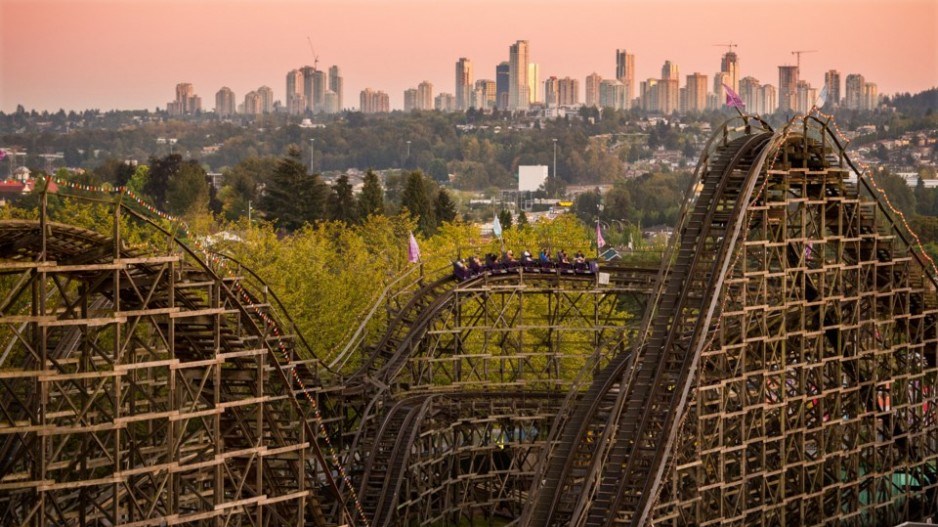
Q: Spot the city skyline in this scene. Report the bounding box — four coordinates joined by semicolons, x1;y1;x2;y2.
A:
1;0;935;113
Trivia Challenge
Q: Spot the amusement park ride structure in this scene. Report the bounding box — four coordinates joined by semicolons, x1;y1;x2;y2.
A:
0;113;936;527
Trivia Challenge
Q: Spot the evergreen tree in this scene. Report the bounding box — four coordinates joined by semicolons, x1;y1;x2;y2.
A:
516;209;529;227
260;146;328;231
359;170;385;217
400;171;435;235
434;189;457;224
328;175;359;224
498;209;513;231
145;154;183;208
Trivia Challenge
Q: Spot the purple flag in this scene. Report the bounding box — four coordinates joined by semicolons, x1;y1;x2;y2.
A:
407;231;421;263
0;149;6;162
596;222;606;249
722;83;745;109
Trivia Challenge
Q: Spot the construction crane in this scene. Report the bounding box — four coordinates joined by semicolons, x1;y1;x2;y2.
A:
791;49;818;70
306;36;319;70
713;42;738;54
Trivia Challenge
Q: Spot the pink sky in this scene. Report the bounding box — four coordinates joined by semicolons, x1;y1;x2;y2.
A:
1;0;936;113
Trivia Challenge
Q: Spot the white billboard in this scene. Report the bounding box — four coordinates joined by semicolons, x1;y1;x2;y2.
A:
518;165;548;192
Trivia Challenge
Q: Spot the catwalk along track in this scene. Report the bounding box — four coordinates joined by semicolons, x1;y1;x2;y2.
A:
1;114;937;527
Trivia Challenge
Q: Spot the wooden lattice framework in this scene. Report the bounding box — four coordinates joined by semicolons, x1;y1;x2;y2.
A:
0;197;348;526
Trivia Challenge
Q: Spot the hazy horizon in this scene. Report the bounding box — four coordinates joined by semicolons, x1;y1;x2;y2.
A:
1;0;936;113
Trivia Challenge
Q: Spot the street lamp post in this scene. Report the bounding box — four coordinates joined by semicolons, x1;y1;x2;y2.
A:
552;138;558;180
309;138;315;174
406;140;412;168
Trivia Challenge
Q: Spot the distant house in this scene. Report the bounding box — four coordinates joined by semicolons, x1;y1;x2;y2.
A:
12;166;30;182
0;174;58;206
0;180;26;205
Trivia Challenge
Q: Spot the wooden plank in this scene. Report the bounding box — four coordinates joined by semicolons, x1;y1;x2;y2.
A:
169;308;226;319
114;409;177;425
165;510;223;525
115;358;180;372
38;421;125;436
45;263;125;272
171;458;222;473
39;370;124;382
41;316;126;327
0;315;57;324
114;255;181;265
260;490;309;505
39;474;124;491
260;442;310;457
114;307;181;318
170;407;222;421
0;261;57;269
0;369;42;379
214;494;266;511
218;348;267;361
172;357;220;370
115;461;178;478
0;479;56;491
218;395;271;410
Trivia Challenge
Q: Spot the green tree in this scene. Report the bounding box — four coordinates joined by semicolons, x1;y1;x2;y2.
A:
427;158;449;182
93;158;136;187
165;160;210;216
540;175;567;199
145;154;183;208
573;189;603;224
517;209;529;228
359;170;385;217
218;156;276;220
126;165;149;196
259;146;328;231
871;170;915;217
498;209;513;231
400;171;436;235
604;184;632;222
434;189;457;224
328;175;359;224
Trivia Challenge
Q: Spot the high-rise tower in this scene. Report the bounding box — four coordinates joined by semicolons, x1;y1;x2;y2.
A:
585;73;602;108
215;87;235;117
720;51;739;93
778;65;799;113
329;66;343;112
455;58;473;111
286;69;305;115
496;62;510;110
824;69;841;109
509;40;530;111
616;49;635;104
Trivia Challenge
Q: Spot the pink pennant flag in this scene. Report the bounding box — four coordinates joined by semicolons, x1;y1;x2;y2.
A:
596;222;606;249
723;83;745;109
407;231;421;263
0;149;6;161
